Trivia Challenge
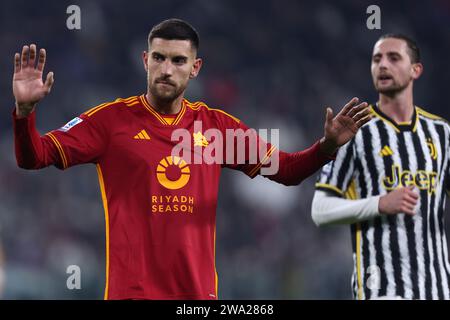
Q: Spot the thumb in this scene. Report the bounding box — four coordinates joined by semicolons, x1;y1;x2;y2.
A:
326;107;333;124
44;71;54;94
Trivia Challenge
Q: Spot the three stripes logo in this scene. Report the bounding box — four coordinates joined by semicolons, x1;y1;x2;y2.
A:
379;145;394;157
134;129;151;140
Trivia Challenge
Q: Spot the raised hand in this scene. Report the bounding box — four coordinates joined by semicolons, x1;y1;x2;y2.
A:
320;97;371;155
13;44;54;117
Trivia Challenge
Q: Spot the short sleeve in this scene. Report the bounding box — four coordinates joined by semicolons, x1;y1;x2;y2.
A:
45;112;108;169
221;118;274;178
315;139;356;197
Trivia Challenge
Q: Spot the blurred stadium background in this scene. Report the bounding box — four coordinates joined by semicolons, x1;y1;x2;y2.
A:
0;0;449;299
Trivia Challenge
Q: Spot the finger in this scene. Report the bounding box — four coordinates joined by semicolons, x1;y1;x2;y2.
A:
29;44;37;68
347;102;368;118
355;114;372;127
406;189;420;199
402;206;416;216
44;72;54;94
21;45;29;68
404;195;418;206
401;200;416;214
14;53;20;73
352;106;371;122
326;107;333;123
339;97;359;116
36;48;46;72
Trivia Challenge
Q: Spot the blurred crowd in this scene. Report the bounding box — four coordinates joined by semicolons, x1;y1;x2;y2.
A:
0;0;449;299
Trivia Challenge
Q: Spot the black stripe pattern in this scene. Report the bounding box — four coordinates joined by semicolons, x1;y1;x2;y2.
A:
314;105;450;300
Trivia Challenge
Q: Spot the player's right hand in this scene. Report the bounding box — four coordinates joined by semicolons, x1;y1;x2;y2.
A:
13;44;54;117
378;186;419;216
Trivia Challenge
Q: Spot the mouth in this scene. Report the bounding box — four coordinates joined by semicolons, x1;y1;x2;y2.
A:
378;74;393;81
156;80;175;87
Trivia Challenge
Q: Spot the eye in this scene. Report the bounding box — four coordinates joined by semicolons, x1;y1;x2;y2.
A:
390;56;399;62
173;57;187;65
152;53;164;62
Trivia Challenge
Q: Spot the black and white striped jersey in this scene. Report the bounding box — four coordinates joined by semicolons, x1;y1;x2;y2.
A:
315;103;450;300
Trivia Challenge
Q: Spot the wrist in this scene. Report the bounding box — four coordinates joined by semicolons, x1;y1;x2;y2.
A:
319;137;338;156
15;102;35;118
378;194;387;215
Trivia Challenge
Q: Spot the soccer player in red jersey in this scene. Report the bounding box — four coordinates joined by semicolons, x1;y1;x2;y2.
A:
12;19;371;299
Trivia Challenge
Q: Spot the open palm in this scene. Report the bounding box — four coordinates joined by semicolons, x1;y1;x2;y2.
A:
324;97;371;147
13;44;54;110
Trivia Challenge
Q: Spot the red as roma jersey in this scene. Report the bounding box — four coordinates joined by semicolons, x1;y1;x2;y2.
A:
44;94;273;300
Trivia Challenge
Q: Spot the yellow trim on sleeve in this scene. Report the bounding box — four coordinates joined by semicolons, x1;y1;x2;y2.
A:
315;183;345;197
46;132;68;169
249;145;277;177
96;164;110;300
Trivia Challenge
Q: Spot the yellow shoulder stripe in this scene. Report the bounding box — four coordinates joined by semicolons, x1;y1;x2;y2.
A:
83;96;139;117
416;107;445;121
186;101;241;124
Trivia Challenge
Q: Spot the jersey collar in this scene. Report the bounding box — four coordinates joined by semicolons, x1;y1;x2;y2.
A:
139;94;187;126
370;103;418;133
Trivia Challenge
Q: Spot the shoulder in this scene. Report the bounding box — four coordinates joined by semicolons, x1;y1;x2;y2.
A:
416;106;449;125
81;95;141;119
184;99;241;125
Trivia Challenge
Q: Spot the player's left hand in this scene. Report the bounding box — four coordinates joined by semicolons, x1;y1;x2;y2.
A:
320;97;371;155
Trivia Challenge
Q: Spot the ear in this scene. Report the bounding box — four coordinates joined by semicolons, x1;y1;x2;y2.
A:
411;62;423;80
189;58;203;79
142;51;149;72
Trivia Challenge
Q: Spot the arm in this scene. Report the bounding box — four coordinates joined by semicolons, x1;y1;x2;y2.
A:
12;44;57;169
13;110;61;169
311;190;381;226
265;141;334;186
263;97;372;185
311;187;419;227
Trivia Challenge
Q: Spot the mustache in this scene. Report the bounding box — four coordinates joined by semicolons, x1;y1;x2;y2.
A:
155;78;176;86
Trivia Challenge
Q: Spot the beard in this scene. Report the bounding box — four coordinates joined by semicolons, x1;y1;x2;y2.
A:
149;82;185;103
374;78;409;97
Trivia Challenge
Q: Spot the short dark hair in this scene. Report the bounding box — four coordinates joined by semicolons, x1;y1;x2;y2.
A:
148;18;199;51
378;33;420;63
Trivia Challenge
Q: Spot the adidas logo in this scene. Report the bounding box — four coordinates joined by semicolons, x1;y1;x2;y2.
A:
379;145;393;157
134;129;151;140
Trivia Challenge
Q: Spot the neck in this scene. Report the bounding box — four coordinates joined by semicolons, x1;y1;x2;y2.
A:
378;84;415;123
146;92;184;115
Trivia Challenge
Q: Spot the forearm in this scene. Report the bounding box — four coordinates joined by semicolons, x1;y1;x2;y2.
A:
311;190;381;226
266;140;335;186
12;108;59;169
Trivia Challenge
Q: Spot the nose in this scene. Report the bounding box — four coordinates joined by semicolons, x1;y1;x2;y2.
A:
160;59;174;76
378;56;388;70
